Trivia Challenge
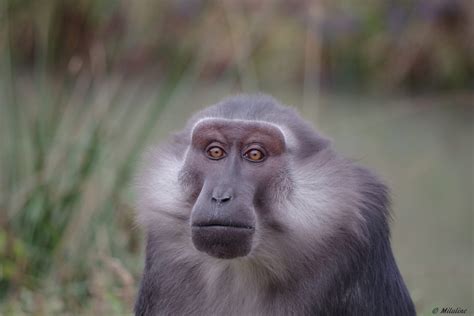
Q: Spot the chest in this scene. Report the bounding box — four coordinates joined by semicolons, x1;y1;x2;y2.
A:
155;271;310;316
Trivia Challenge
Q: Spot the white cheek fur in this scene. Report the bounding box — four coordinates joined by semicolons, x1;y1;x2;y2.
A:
135;148;188;228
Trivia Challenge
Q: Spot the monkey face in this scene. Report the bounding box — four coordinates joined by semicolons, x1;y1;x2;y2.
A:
179;118;289;259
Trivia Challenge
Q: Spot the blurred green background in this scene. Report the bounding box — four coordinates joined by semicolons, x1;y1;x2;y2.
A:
0;0;472;315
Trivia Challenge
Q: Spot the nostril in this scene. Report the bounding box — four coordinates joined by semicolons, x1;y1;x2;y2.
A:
221;196;231;203
211;187;234;204
211;195;232;204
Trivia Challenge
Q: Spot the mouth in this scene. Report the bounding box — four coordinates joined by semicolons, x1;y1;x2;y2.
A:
191;222;255;259
192;222;254;230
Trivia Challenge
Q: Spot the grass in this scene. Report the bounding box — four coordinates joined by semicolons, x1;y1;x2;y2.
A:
0;73;182;314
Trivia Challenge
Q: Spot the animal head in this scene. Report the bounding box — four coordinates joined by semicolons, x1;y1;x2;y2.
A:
135;94;371;276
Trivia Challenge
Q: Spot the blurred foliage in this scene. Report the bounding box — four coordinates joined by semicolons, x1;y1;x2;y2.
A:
0;0;472;314
1;0;473;91
0;78;160;314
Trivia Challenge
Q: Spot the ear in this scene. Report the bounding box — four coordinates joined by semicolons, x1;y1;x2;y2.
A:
294;133;331;159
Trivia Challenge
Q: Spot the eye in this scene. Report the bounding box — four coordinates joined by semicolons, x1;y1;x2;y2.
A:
206;146;226;160
244;148;265;162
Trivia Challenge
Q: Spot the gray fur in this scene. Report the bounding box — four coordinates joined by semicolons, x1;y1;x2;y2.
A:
134;94;415;316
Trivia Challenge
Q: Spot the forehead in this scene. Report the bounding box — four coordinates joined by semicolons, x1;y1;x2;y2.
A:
191;118;287;149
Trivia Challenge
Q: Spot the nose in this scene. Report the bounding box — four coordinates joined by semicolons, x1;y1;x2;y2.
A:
211;187;233;204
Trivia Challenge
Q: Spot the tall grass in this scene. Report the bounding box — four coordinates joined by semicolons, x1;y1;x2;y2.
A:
0;66;198;314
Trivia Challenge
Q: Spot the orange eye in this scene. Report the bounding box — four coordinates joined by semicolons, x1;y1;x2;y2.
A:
244;149;265;162
207;146;225;160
